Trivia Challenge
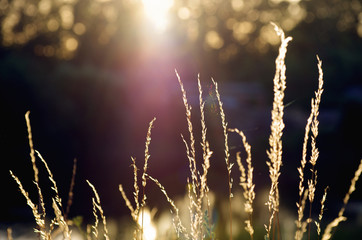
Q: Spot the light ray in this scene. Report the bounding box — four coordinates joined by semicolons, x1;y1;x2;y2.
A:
141;0;174;31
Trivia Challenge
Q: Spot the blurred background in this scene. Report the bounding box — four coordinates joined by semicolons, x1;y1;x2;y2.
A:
0;0;361;239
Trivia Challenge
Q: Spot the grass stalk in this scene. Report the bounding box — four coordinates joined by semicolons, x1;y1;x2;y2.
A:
229;128;255;240
265;23;292;239
65;158;77;220
25;111;45;232
147;174;188;238
10;25;362;240
141;117;156;240
11;112;75;240
36;151;64;212
321;159;362;240
25;111;39;183
10;170;49;240
87;180;109;240
315;187;328;239
119;117;156;240
295;55;324;240
147;72;215;240
175;70;199;198
211;77;233;240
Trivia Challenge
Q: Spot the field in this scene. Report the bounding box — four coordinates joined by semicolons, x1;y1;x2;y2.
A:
6;25;362;240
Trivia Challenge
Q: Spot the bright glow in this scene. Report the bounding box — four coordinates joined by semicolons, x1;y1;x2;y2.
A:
138;208;157;240
141;0;174;31
205;30;224;49
65;37;78;51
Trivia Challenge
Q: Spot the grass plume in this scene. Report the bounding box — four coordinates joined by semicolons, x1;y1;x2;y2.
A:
10;170;50;240
175;70;198;196
295;55;324;240
211;77;233;240
229;128;255;239
315;187;328;238
25;111;39;183
265;22;292;240
10;127;73;240
321;159;362;240
147;174;188;238
119;117;156;240
174;70;214;239
87;180;109;240
9;25;362;240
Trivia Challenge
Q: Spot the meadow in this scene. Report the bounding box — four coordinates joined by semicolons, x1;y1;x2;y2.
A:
8;25;362;240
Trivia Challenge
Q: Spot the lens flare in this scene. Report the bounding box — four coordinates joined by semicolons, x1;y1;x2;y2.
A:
141;0;174;31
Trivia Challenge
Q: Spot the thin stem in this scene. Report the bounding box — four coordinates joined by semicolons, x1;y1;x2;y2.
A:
276;212;281;240
272;213;276;240
141;199;144;240
308;194;312;240
250;214;254;240
228;176;233;240
65;158;77;220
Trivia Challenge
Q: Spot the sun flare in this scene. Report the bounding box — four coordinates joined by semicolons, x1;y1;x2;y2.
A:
138;208;157;240
141;0;174;31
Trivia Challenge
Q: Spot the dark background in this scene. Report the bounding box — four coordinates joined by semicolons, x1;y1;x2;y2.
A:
0;0;361;238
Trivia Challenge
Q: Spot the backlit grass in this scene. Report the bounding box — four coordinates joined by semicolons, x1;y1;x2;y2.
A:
9;24;362;240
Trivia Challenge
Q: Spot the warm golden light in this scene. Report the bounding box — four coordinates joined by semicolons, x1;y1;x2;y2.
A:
205;30;224;49
141;0;174;31
65;37;78;51
138;208;157;240
73;23;86;35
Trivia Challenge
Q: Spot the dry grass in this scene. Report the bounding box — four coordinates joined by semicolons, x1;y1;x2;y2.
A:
10;112;105;240
87;180;109;240
264;23;292;240
10;112;71;240
148;70;215;240
229;128;255;239
211;77;234;240
295;55;324;240
141;24;362;240
321;159;362;240
119;117;156;240
9;24;362;240
315;187;328;237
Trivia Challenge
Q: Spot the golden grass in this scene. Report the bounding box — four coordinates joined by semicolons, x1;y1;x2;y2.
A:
211;77;234;240
10;170;49;240
295;189;309;240
10;112;74;240
175;70;198;193
315;186;328;237
119;117;156;240
25;111;39;183
295;55;324;240
321;159;362;240
10;24;362;240
147;174;187;238
229;128;255;239
264;23;292;240
155;70;215;240
87;180;109;240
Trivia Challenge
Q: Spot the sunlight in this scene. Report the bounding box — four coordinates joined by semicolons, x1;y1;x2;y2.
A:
141;0;174;31
138;208;157;240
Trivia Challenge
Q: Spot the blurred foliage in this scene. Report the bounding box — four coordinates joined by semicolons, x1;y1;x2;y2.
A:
1;0;362;95
1;0;361;60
